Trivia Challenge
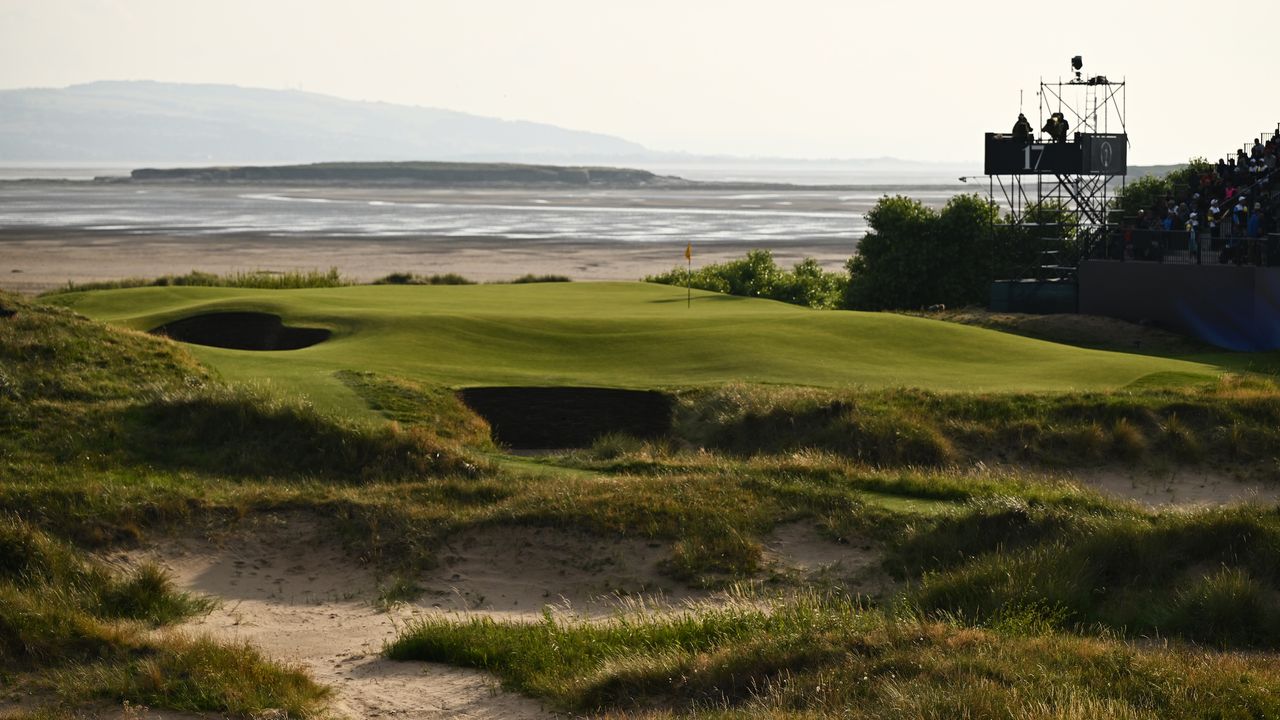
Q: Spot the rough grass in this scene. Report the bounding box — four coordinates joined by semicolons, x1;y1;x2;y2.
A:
336;369;493;448
908;503;1280;647
0;516;210;664
671;381;1280;468
0;516;327;717
52;635;325;717
386;593;1280;719
911;307;1214;356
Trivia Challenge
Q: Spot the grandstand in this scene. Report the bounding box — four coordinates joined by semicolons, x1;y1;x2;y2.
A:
1079;125;1280;351
1096;127;1280;266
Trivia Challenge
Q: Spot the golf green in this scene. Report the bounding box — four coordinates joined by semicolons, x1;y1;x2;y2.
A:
49;282;1219;414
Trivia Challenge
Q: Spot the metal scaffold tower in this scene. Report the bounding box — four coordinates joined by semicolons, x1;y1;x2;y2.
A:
984;56;1128;281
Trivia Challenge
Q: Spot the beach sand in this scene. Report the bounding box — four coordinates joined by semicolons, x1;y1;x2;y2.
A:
0;180;888;293
0;227;852;294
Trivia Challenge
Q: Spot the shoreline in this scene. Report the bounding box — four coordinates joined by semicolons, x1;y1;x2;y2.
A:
0;226;854;295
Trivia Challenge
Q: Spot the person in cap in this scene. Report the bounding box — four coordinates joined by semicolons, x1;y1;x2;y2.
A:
1233;200;1249;239
1186;211;1201;263
1011;113;1033;143
1042;113;1069;143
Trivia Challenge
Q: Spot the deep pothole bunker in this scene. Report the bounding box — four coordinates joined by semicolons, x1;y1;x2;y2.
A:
150;312;331;351
459;387;674;449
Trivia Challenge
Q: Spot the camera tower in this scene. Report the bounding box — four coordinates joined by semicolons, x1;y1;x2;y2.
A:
984;56;1128;280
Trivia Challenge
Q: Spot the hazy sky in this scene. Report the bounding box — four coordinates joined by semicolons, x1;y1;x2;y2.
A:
3;0;1278;165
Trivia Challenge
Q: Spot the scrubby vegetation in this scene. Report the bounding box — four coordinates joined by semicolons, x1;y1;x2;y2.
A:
646;249;846;308
905;307;1213;356
42;268;349;295
387;592;1280;718
507;273;572;284
373;271;476;285
336;369;493;448
669;380;1280;468
0;516;326;717
373;271;570;285
1;297;473;482
907;503;1280;647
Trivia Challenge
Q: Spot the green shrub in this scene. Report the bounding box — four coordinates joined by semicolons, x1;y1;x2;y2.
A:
844;194;1007;310
646;250;846;308
507;273;572;284
589;432;646;460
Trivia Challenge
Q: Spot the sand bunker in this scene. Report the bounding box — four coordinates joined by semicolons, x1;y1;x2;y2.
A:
1071;468;1280;507
459;387;673;448
105;514;892;719
111;516;561;720
762;522;890;594
150;311;330;351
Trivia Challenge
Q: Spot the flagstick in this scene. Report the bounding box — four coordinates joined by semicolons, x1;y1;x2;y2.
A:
686;248;691;308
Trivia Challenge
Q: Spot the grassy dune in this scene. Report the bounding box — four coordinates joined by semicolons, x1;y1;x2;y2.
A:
47;283;1222;415
387;593;1280;719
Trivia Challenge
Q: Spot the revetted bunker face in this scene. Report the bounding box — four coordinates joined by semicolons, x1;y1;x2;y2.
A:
150;312;330;351
459;387;674;449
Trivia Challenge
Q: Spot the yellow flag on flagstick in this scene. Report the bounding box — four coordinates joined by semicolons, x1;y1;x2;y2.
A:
684;242;692;308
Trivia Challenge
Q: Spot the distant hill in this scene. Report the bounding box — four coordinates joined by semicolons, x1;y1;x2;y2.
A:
1127;164;1185;180
0;81;649;163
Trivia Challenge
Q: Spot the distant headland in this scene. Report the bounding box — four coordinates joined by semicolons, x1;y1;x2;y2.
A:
128;161;686;187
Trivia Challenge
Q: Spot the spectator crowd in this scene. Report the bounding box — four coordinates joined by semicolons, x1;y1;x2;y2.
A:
1125;128;1279;264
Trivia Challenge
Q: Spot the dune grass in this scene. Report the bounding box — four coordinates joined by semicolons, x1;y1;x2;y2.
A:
665;380;1280;468
386;592;1280;719
40;268;350;295
907;503;1280;647
0;516;327;717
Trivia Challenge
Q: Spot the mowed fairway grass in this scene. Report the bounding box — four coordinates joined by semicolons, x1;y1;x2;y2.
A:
49;282;1219;412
